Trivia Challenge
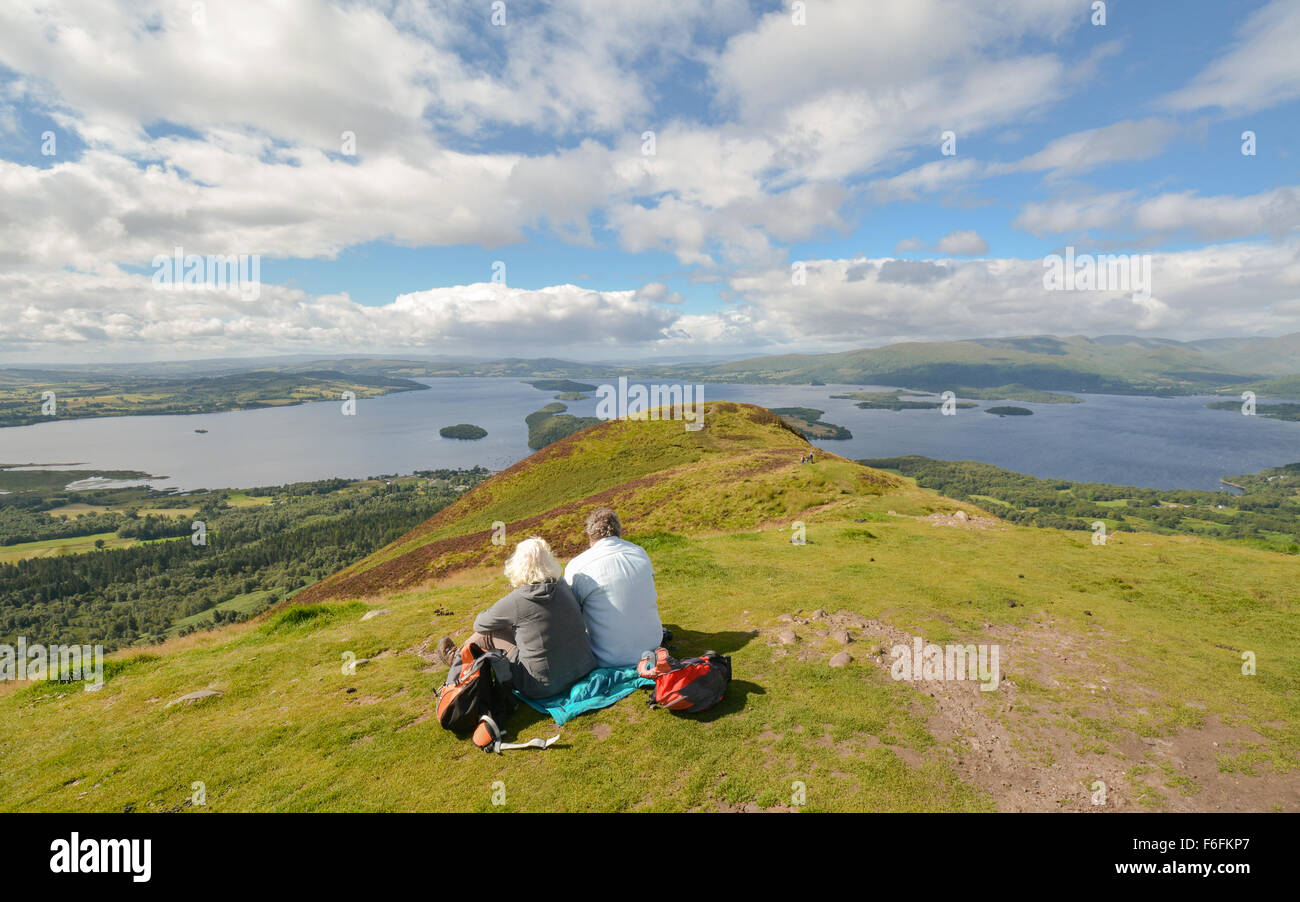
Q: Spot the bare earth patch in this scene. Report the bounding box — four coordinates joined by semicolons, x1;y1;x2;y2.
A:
919;511;1002;530
765;610;1298;811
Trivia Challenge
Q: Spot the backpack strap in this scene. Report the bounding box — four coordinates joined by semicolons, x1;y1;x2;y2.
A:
496;734;560;753
474;714;560;753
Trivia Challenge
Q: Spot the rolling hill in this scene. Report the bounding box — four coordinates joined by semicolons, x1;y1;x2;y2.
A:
2;402;1296;812
689;334;1297;393
267;333;1300;396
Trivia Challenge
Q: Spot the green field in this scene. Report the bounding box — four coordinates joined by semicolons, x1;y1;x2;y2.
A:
0;531;139;563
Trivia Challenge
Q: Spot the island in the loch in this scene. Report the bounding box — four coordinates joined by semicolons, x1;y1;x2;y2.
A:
831;390;978;411
525;402;601;450
439;424;488;440
1206;399;1300;422
985;406;1034;417
949;384;1080;404
772;407;852;440
525;379;598;394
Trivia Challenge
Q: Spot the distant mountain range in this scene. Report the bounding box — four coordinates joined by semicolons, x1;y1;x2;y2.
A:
3;334;1298;414
683;333;1300;394
277;333;1300;396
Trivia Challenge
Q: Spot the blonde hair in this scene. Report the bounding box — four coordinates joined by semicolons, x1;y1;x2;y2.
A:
503;536;562;587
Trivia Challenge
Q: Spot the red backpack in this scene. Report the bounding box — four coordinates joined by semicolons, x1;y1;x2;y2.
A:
637;647;732;713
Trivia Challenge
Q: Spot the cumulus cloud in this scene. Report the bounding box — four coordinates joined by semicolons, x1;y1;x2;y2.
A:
4;240;1298;362
0;0;1096;274
934;230;989;255
0;273;680;358
869;159;983;203
635;282;684;305
718;241;1300;350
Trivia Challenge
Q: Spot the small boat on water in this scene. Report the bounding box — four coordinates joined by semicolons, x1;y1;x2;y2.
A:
194;428;208;434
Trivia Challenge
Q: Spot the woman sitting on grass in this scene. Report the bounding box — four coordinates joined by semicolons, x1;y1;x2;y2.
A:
436;536;596;699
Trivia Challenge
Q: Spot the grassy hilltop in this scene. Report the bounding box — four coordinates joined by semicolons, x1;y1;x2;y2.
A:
1;403;1296;812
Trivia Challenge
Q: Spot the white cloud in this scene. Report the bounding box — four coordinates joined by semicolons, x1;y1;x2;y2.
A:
992;118;1182;177
0;272;680;358
712;0;1076;123
9;241;1297;362
869;159;983;203
0;0;1098;271
0;0;757;150
1163;0;1300;113
935;229;989;255
1014;186;1300;241
715;241;1300;351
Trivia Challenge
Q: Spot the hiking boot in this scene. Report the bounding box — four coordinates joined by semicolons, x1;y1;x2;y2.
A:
435;636;458;667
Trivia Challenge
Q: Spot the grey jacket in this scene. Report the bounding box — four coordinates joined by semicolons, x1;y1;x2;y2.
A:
473;578;597;698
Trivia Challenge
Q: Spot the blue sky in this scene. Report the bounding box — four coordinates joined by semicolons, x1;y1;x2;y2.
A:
0;0;1297;363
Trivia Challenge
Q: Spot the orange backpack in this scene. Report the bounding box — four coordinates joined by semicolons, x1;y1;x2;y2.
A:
435;643;558;753
436;643;517;750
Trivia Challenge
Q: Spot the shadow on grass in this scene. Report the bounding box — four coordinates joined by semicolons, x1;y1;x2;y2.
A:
683;679;764;722
662;623;758;656
509;702;553;736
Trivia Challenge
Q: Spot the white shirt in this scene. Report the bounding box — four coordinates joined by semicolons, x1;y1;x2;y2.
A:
564;537;662;668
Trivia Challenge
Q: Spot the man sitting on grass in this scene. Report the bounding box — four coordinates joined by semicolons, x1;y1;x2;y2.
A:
564;508;664;668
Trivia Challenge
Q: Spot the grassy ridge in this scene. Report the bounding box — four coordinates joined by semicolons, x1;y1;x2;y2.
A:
298;403;901;601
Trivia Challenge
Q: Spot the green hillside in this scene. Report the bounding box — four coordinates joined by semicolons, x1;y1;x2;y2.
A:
2;403;1296;813
691;334;1291;394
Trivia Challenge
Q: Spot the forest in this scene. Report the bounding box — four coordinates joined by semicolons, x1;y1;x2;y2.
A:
0;468;489;649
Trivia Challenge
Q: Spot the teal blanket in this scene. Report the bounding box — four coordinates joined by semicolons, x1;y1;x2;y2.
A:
516;665;653;725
